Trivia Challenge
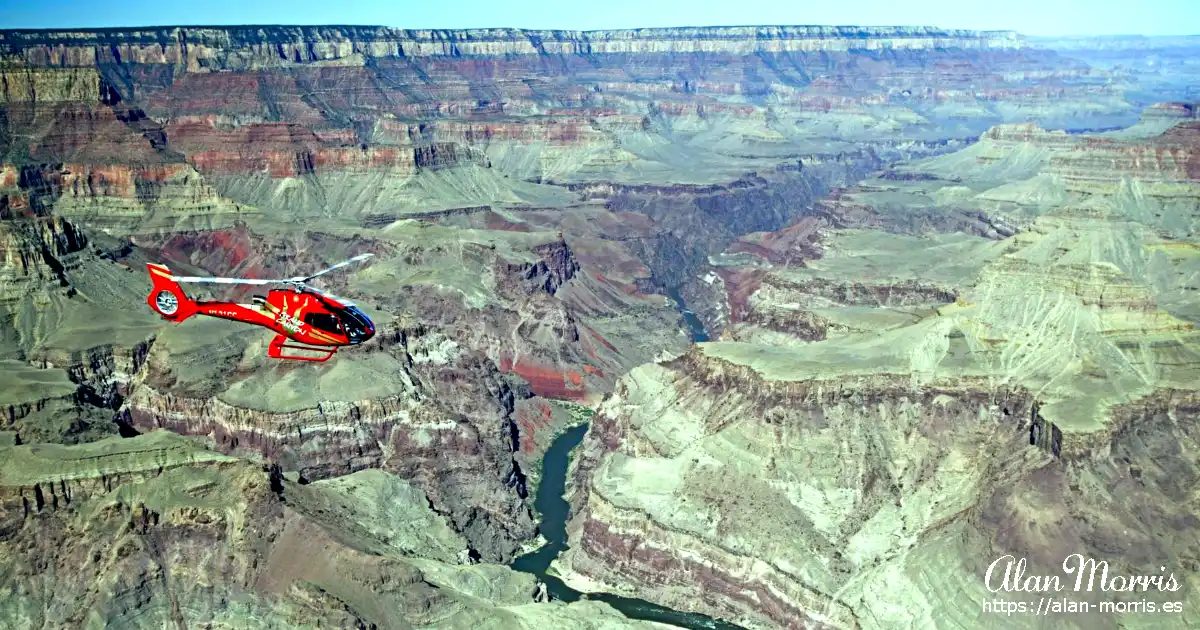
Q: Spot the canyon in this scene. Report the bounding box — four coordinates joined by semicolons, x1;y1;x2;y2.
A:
0;23;1197;629
557;106;1200;629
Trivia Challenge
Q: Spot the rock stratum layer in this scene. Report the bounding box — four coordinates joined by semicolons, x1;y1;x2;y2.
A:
1;22;1198;629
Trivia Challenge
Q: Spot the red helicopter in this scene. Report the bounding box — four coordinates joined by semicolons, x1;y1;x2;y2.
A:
145;254;376;363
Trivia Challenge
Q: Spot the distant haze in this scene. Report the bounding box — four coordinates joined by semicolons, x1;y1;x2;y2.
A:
1;0;1196;37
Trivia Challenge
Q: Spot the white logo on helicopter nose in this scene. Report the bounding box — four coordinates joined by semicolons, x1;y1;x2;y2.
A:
277;313;304;334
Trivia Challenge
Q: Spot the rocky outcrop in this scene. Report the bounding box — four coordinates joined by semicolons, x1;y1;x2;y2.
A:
500;239;581;297
560;339;1200;628
3;162;251;234
122;364;541;562
0;215;87;282
977;121;1200;184
559;354;1038;628
811;107;1200;243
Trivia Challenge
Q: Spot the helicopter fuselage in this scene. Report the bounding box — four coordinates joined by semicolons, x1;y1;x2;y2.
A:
196;288;374;347
146;263;375;362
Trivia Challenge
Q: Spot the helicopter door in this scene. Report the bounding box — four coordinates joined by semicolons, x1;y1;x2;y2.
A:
303;311;343;334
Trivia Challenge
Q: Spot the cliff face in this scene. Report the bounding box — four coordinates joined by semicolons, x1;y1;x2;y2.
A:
562;360;1040;628
0;26;1023;68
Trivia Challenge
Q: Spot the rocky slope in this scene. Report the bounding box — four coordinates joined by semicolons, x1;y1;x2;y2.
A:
0;429;666;628
556;107;1200;628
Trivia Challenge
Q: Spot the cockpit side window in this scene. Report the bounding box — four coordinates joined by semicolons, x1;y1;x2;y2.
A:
303;311;343;333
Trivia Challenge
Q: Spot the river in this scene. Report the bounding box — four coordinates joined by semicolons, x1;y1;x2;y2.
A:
666;285;710;342
509;286;744;629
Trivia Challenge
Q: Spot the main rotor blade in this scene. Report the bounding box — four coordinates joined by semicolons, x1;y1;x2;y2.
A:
170;276;283;285
313;288;356;305
296;253;374;283
167;253;372;286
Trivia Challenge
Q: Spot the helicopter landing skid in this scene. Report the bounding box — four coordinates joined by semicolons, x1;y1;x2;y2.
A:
268;334;338;363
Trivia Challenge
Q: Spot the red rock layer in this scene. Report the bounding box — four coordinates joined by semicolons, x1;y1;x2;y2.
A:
499;354;589;402
57;163;192;198
725;216;826;265
4;103;165;164
714;268;767;325
983;121;1200;182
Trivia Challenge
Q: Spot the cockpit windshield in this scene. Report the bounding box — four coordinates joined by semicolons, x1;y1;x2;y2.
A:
340;305;374;343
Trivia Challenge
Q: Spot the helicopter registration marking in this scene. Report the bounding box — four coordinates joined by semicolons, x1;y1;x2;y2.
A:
277;312;305;334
